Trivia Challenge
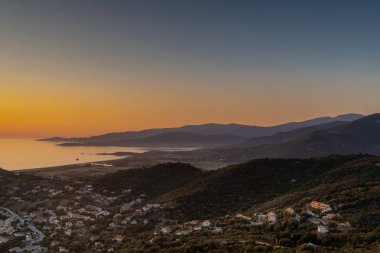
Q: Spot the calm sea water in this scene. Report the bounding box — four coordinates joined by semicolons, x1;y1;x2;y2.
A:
0;138;194;171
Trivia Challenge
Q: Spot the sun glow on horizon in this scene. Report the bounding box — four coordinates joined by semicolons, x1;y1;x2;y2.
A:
1;1;379;138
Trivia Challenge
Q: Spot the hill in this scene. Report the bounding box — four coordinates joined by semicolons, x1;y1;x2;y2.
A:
299;113;380;153
146;155;380;253
188;113;380;162
0;167;11;176
259;113;380;158
255;156;380;230
93;155;379;223
158;155;375;220
94;162;205;197
234;121;348;148
16;155;380;252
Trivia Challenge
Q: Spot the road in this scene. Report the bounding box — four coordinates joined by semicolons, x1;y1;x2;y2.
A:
0;207;44;243
0;207;25;224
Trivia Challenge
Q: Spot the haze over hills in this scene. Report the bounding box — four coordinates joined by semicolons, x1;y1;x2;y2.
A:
191;113;380;162
275;113;380;157
37;113;363;148
233;121;348;148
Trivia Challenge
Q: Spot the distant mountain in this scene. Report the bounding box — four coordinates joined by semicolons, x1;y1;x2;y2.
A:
233;121;348;148
59;132;247;148
37;113;364;147
174;113;363;137
195;113;380;161
274;113;380;158
270;113;363;131
333;113;367;121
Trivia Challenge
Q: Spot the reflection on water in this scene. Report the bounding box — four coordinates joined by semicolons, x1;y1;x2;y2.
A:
0;138;195;171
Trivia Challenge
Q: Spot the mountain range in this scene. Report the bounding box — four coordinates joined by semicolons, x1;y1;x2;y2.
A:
193;113;380;162
37;113;363;148
231;120;348;148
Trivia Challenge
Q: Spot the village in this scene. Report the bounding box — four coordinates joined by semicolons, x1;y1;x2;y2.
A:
0;179;167;253
150;200;353;247
0;173;353;253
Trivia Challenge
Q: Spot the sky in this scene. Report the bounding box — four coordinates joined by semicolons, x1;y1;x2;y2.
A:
1;0;380;137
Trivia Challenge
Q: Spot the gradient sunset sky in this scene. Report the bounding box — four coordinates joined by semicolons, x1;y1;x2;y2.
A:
1;0;380;137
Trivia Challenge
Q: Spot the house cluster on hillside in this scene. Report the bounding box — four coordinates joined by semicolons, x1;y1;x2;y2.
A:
151;219;223;241
306;201;352;235
149;199;353;247
236;211;280;225
1;171;356;253
310;201;332;213
0;206;45;252
0;177;166;253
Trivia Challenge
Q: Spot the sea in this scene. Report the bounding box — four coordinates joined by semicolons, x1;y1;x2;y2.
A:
0;138;194;171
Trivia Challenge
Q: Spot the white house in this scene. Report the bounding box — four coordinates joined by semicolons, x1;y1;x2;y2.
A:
160;227;172;234
256;214;267;223
202;220;212;228
112;234;124;243
317;225;329;234
193;225;202;231
267;212;277;223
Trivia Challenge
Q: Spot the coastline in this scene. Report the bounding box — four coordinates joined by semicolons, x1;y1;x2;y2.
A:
15;150;231;179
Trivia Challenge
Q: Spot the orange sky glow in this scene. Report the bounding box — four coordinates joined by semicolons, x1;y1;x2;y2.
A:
1;1;379;138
